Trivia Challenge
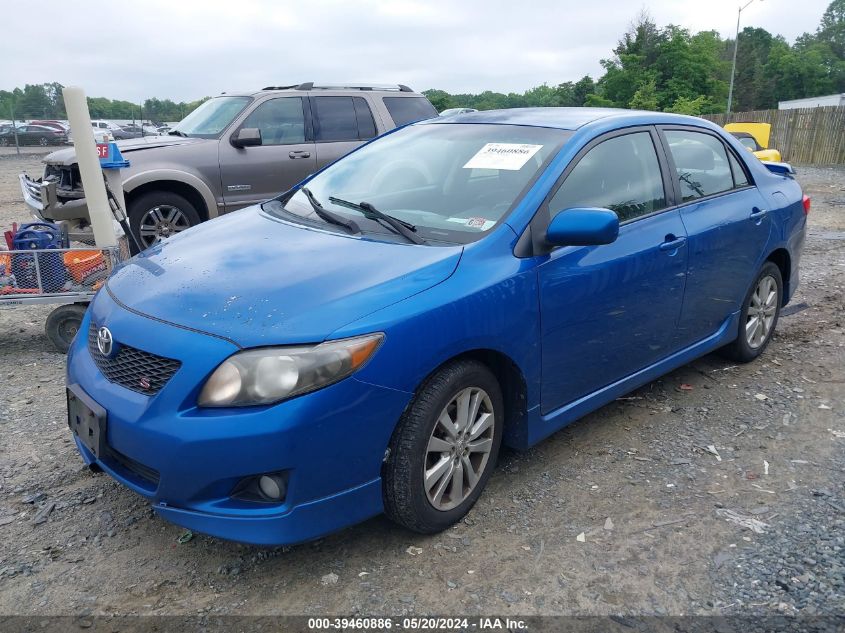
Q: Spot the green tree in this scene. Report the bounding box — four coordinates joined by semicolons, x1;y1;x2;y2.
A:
628;78;659;110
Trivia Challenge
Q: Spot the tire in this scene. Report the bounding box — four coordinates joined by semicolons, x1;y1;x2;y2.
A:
38;137;48;146
720;261;783;363
0;138;8;147
127;190;201;252
45;304;88;353
383;360;504;533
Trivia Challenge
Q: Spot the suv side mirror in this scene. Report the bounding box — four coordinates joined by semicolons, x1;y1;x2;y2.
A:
545;208;619;247
231;127;262;148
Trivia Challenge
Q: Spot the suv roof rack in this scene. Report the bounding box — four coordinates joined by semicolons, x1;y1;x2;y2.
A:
261;83;413;93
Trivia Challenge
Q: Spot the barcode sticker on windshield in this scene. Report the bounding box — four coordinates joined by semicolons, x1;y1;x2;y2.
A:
463;143;543;171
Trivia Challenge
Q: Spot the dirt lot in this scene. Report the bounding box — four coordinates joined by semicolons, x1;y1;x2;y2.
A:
0;148;842;618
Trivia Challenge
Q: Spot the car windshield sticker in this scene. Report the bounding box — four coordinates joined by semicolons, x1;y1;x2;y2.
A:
463;143;543;171
447;217;497;230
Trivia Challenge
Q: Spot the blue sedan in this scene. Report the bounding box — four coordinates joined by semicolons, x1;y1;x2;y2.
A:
67;108;809;545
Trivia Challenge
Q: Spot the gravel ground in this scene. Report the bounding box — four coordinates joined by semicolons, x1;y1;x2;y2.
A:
0;152;842;618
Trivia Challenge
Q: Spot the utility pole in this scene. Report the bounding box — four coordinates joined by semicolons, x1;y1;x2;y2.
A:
727;0;763;114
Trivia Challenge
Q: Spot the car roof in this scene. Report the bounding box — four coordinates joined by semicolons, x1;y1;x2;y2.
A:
424;107;714;131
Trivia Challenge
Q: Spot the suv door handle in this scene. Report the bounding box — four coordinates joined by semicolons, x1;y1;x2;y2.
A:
288;151;311;159
750;207;769;223
659;235;687;252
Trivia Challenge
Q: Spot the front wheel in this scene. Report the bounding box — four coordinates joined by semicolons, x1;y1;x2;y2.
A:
127;190;201;251
721;261;783;362
383;360;503;533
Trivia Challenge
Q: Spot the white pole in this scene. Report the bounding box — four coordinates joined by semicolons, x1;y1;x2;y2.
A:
62;86;117;247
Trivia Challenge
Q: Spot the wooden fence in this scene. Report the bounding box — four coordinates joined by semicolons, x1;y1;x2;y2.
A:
704;106;845;165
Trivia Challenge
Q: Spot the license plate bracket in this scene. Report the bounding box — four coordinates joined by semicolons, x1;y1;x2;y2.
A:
67;384;108;459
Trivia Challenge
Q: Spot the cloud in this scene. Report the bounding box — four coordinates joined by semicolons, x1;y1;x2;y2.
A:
0;0;832;102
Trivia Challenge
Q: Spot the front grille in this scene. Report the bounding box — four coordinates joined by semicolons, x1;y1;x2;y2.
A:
87;324;181;396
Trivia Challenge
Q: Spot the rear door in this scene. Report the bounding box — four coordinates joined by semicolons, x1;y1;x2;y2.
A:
536;128;688;413
218;96;316;210
310;95;379;169
658;126;773;347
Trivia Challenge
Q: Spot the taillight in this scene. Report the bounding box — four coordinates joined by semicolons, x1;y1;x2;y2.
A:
802;195;810;215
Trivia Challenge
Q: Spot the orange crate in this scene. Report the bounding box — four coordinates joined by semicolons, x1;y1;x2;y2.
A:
63;250;105;283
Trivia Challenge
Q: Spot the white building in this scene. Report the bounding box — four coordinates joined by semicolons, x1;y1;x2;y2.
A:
778;93;845;110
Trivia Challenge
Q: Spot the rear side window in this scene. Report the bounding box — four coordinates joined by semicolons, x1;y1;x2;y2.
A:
313;96;377;141
383;97;438;126
665;130;734;202
549;132;666;223
240;97;305;145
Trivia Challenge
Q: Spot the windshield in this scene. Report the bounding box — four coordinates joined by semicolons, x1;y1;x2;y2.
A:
171;96;252;138
266;123;570;244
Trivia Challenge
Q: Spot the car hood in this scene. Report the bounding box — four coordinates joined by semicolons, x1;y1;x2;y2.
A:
43;135;207;166
105;207;463;347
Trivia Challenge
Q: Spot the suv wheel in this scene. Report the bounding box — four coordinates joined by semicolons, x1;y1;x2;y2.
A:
128;191;201;250
383;360;503;533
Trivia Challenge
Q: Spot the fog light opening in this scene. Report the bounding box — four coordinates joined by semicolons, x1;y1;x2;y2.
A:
258;474;286;501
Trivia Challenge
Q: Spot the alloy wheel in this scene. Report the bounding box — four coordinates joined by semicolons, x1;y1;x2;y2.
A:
746;274;778;348
424;387;495;511
39;137;48;146
138;204;191;247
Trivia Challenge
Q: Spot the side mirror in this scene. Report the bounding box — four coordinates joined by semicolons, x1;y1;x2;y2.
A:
545;208;619;247
231;127;262;148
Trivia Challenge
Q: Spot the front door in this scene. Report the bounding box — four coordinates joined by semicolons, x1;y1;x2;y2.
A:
219;96;316;211
537;129;688;414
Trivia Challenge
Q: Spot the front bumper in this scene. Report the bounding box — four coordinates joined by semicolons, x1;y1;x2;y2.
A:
19;173;94;241
67;292;412;545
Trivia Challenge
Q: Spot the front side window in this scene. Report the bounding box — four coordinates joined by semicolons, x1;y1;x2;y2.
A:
549;132;666;223
383;97;438;126
170;96;252;138
665;130;734;202
265;123;570;244
239;97;305;145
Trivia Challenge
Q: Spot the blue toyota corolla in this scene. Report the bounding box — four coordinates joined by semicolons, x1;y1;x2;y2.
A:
67;108;808;545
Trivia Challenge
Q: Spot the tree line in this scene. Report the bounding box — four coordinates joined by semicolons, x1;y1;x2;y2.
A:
0;82;208;123
424;0;845;115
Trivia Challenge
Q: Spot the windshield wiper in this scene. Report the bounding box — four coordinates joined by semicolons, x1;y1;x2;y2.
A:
168;129;188;137
301;188;361;234
328;197;425;245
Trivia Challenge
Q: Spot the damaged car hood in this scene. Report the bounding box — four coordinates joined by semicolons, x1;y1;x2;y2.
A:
43;135;207;166
105;206;462;347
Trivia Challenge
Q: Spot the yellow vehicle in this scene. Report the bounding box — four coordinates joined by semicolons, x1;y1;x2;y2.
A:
724;122;782;162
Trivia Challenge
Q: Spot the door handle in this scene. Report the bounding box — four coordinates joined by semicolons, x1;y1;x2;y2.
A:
288;151;311;159
659;235;687;251
750;207;768;223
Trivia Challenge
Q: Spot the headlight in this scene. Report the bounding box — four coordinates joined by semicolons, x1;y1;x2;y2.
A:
197;333;384;407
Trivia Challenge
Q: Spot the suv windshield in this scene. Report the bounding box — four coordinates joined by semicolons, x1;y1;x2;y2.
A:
267;123;570;244
170;96;252;138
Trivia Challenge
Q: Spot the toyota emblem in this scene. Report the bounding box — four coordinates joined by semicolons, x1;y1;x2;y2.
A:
97;326;114;357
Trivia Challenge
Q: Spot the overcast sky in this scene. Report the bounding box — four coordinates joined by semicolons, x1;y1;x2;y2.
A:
0;0;832;102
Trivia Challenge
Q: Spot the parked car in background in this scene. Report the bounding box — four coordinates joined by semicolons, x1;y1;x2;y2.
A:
29;120;70;133
111;126;142;140
0;124;67;146
725;122;782;162
439;107;478;116
66;107;807;545
20;83;437;247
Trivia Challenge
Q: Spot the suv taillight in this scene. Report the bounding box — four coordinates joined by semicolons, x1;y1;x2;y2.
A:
802;195;811;215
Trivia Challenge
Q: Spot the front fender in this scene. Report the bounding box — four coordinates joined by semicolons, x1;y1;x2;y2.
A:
122;169;220;219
